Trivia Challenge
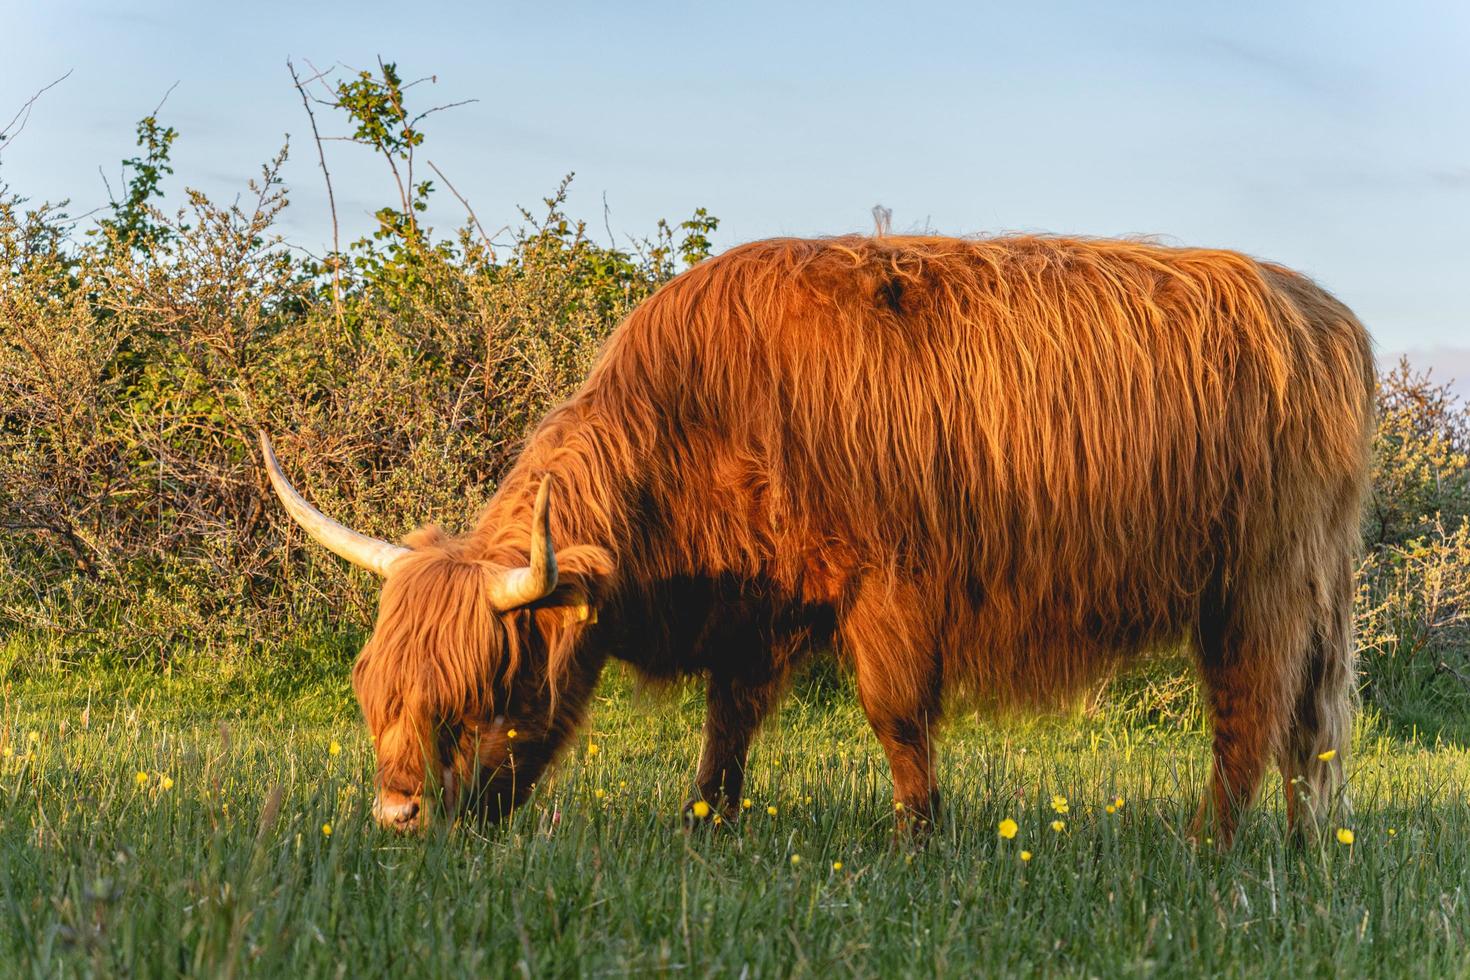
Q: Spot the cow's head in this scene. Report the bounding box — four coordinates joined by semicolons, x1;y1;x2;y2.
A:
259;434;607;831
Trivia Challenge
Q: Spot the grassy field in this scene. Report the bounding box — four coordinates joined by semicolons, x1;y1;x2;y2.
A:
2;645;1468;979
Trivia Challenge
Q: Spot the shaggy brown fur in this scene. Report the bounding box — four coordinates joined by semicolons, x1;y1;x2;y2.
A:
349;235;1375;842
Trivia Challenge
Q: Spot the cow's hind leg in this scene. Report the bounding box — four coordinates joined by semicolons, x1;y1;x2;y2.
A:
1278;552;1355;837
842;579;944;836
1193;578;1311;846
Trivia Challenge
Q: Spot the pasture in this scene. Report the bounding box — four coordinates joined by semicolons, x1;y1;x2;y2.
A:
3;644;1467;977
4;48;1469;980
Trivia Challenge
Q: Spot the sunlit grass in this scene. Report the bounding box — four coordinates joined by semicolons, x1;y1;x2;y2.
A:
1;656;1468;977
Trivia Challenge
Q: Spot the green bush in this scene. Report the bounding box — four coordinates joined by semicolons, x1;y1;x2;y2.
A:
1355;361;1470;723
0;64;716;658
2;64;1467;728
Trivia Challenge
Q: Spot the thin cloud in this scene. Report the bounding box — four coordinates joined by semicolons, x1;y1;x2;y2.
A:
1430;169;1470;189
1197;35;1361;101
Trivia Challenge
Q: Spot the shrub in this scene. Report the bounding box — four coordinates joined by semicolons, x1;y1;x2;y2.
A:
0;64;716;659
1;65;1467;730
1355;361;1470;721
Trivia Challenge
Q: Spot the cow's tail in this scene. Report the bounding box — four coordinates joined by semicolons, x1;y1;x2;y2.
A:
1279;551;1356;835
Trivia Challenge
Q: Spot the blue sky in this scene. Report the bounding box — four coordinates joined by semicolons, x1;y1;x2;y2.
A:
3;1;1467;388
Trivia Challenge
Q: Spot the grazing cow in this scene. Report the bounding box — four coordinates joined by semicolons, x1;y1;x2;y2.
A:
260;235;1374;843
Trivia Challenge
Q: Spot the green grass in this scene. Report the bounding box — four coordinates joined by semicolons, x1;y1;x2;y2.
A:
2;649;1468;978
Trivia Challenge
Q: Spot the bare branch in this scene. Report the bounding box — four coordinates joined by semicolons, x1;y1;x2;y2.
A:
0;69;74;155
408;99;478;129
288;57;342;319
149;80;181;119
427;159;495;258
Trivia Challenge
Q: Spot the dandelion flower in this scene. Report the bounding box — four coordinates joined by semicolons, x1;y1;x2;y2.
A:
1051;794;1069;815
135;771;149;787
804;795;812;806
594;788;605;800
767;805;779;817
1020;850;1033;862
998;818;1018;839
1387;828;1397;837
328;740;342;757
713;815;723;826
1050;820;1065;833
586;742;599;757
619;781;628;790
1336;828;1355;846
506;729;518;740
832;860;843;871
1105;804;1116;814
1317;748;1337;762
1114;796;1125;809
27;731;39;743
1;746;11;759
160;775;174;791
895;801;905;812
789;854;800;866
321;823;333;837
741;798;753;810
691;800;711;819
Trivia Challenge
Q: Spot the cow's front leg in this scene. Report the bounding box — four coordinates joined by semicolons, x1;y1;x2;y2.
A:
685;670;784;823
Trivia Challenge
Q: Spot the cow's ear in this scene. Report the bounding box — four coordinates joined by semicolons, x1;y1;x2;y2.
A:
401;524;451;550
530;544;613;619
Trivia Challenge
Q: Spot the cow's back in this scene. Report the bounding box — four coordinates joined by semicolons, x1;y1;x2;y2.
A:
580;235;1375;697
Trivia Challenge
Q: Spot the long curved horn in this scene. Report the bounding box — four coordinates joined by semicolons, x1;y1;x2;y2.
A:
258;432;409;576
485;474;558;611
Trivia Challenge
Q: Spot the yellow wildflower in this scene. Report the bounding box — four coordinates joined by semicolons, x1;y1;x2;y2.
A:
1336;828;1355;845
586;742;599;757
506;729;518;740
1105;804;1116;814
329;740;342;757
895;801;905;812
27;731;39;743
998;818;1018;839
594;788;605;800
713;815;723;826
832;860;843;871
767;805;778;817
1;746;11;759
1050;820;1065;833
1317;749;1337;762
1050;794;1069;815
691;800;711;819
1387;828;1397;837
135;771;149;787
321;823;333;837
160;775;174;791
741;798;753;810
789;854;800;865
1114;796;1125;809
1020;850;1033;862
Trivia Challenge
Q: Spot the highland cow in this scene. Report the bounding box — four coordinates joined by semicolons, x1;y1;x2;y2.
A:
261;235;1375;843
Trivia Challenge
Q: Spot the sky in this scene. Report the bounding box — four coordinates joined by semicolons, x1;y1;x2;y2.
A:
3;0;1468;391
